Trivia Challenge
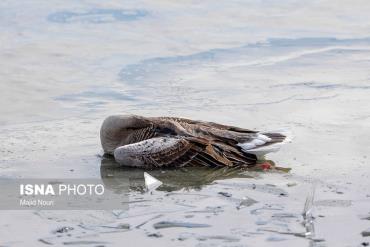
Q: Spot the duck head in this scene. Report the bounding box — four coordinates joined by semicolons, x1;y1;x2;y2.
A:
100;115;151;154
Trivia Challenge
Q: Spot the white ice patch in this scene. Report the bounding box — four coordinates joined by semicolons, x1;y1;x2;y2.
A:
144;172;163;191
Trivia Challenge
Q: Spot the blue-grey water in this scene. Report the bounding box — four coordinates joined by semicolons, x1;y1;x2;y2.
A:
0;1;370;246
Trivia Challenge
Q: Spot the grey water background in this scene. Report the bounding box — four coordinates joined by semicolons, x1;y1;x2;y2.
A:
1;0;370;246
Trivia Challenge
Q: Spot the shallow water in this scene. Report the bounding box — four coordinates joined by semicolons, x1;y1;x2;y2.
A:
1;1;370;246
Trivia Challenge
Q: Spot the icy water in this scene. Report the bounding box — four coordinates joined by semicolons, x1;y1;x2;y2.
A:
1;1;370;246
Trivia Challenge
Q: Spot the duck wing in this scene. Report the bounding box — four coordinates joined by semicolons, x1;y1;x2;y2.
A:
155;117;256;134
156;117;289;157
113;136;257;168
197;122;289;157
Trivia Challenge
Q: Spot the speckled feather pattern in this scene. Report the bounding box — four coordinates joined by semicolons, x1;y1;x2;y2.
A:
101;115;288;168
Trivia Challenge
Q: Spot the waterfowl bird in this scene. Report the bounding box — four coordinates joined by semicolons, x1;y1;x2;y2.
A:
100;115;290;168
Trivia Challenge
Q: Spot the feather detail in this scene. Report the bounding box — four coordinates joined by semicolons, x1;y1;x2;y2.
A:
101;115;290;168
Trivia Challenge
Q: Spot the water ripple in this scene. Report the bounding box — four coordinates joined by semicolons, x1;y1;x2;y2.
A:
272;82;370;90
48;9;147;24
119;37;370;84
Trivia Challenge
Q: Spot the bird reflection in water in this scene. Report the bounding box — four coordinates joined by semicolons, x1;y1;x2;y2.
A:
100;156;288;193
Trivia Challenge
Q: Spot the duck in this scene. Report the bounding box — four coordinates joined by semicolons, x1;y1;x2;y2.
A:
100;115;290;168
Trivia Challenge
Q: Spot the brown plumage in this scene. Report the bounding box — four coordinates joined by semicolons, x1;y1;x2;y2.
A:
100;115;288;168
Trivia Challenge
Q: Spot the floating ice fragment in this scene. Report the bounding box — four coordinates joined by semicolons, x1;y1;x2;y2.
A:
144;172;162;191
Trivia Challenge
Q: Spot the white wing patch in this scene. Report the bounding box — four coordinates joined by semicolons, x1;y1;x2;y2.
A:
237;134;271;151
237;132;291;158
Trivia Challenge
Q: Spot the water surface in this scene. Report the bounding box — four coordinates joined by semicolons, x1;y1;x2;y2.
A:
0;1;370;246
